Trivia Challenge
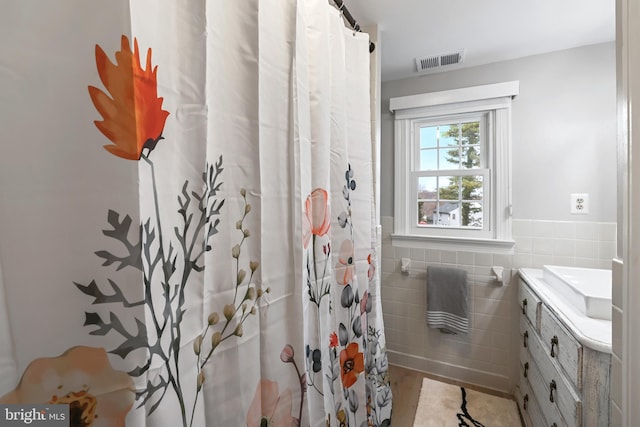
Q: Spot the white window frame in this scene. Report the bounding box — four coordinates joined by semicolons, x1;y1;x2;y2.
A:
391;81;519;253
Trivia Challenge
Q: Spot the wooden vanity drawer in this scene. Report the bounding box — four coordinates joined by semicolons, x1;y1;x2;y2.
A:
519;279;541;330
517;351;545;427
520;347;568;427
516;381;546;427
519;315;534;353
522;321;582;427
540;304;583;391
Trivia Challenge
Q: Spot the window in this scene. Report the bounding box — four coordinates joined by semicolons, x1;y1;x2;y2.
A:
415;115;487;231
391;82;518;253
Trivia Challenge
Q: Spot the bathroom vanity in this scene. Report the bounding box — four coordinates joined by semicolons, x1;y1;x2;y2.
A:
516;267;612;427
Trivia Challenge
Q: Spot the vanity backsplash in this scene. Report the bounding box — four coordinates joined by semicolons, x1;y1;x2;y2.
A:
513;219;616;270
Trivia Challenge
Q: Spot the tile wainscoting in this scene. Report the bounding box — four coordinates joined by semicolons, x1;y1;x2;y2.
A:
380;216;616;393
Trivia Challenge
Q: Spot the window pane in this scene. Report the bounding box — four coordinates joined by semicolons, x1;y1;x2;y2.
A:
460;122;480;145
417;200;437;225
461;145;481;169
463;175;484;200
438;176;459;200
417;175;485;228
462;202;483;227
433;202;460;226
438;125;457;147
440;147;459;168
422;122;483;171
418;176;437;197
419;126;438;149
420;149;438;170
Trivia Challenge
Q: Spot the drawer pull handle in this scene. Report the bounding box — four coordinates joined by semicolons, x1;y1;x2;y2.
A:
522;298;527;314
523;331;528;348
550;335;559;357
524;362;529;378
551;424;557;427
523;394;528;410
549;380;557;403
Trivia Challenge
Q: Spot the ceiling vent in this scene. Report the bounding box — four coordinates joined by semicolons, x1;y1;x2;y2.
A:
415;49;465;73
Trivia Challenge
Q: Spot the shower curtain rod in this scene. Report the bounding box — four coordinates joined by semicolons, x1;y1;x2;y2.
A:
332;0;376;53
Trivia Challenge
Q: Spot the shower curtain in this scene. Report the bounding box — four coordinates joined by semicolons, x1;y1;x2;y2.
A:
0;1;392;426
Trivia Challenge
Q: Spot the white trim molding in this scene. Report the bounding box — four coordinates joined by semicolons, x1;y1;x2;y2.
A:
618;0;640;424
389;81;519;112
391;233;515;254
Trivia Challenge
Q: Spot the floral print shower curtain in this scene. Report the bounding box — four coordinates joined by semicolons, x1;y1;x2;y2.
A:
0;0;392;426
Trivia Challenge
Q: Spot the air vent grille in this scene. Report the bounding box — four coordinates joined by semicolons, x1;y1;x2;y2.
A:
419;56;439;70
440;52;461;66
415;49;465;73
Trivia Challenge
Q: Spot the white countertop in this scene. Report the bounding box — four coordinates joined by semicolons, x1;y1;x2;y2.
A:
519;268;612;354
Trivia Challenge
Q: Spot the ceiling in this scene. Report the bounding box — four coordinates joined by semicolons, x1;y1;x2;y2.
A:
343;0;616;82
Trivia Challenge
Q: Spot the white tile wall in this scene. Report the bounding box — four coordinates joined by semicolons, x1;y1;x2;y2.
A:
380;216;616;394
513;219;616;269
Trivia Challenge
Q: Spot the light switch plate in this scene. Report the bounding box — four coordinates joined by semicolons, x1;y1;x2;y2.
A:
570;193;589;214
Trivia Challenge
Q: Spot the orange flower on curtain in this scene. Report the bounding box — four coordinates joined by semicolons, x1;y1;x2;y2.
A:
88;35;169;160
0;346;134;427
303;188;331;248
339;342;364;388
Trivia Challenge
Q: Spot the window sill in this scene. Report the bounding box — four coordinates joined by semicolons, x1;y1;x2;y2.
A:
391;233;515;254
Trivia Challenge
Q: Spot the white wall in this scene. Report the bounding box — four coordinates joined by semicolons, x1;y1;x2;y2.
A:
379;43;618;393
381;42;617;222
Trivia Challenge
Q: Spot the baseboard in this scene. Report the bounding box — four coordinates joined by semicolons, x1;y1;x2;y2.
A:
387;350;513;394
